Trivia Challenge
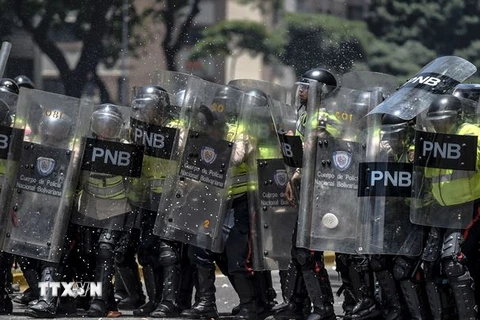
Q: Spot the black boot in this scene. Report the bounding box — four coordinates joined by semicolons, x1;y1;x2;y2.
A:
25;266;59;318
87;238;117;317
231;273;257;320
151;264;181;317
116;262;145;310
345;257;381;320
0;289;12;315
302;268;336;320
15;259;40;305
399;280;429;320
133;265;159;316
266;260;308;320
0;253;13;315
180;265;218;319
375;270;404;320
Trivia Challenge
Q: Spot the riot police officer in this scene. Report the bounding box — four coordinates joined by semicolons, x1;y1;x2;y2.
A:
25;109;78;318
0;78;17;315
271;68;338;320
12;75;41;306
375;114;428;319
419;94;479;320
182;86;262;320
72;104;130;316
128;85;185;317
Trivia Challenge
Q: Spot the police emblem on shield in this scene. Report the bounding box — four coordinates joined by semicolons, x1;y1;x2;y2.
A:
274;169;288;187
200;146;217;165
37;157;56;176
332;151;352;171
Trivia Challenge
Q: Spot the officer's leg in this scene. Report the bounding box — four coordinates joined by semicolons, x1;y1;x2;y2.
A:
177;243;196;311
462;214;480;309
345;254;381;320
369;255;404;319
225;195;258;320
267;224;310;320
151;239;182;317
254;271;278;314
421;227;445;320
15;256;40;305
114;228;145;310
297;249;336;320
441;229;477;320
133;209;161;316
0;252;13;315
336;253;356;315
181;245;219;319
393;255;429;319
25;224;77;318
87;229;121;317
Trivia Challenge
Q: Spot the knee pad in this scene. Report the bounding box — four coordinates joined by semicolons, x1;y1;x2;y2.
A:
393;256;413;281
159;242;180;267
188;246;215;269
442;258;466;278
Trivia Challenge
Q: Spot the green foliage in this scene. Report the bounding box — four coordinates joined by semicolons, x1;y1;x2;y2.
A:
366;0;480;77
189;20;284;64
278;12;374;75
189;11;372;77
366;40;435;80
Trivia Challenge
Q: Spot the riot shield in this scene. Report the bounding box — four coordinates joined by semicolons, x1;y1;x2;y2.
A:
127;72;200;212
154;80;247;253
368;56;476;120
70;104;143;231
228;79;295;271
410;95;480;229
358;112;423;256
0;88;92;262
296;81;372;254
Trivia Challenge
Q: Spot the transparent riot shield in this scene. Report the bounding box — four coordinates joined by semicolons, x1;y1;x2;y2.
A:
70;104;143;231
357;99;423;256
368;56;476;120
0;89;92;262
127;72;200;212
154;80;246;253
0;90;21;250
297;81;371;254
228;79;295;271
411;96;480;229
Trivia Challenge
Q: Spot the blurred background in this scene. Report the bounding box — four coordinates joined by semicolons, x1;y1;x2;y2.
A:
1;0;479;104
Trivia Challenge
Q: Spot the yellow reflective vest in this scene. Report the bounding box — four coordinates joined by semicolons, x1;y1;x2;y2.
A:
425;123;480;206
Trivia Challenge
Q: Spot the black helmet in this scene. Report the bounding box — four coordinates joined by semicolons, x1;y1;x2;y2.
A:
453;84;480;102
131;85;170;124
212;86;241;121
245;89;268;108
381;113;414;134
299;68;337;87
0;100;11;126
38;109;73;145
426;94;462;121
91;104;124;140
0;78;19;95
14;75;35;89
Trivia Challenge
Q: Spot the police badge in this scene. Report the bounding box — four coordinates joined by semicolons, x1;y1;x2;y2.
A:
37;157;56;176
332;151;352;171
274;169;288;187
200;146;217;165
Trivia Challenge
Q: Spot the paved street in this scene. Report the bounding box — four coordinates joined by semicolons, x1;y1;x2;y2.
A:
1;266;345;319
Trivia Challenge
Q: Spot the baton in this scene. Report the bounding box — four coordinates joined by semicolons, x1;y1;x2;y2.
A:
0;41;12;78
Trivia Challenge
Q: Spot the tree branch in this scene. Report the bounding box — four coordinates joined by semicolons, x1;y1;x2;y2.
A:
14;0;71;78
